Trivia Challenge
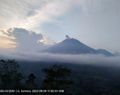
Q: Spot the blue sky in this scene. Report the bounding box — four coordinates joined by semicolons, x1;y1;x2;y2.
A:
0;0;120;53
41;6;81;42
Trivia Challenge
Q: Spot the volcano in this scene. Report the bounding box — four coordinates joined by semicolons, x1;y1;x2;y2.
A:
44;36;113;56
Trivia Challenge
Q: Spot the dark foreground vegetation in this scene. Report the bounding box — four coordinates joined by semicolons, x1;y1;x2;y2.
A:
0;59;120;95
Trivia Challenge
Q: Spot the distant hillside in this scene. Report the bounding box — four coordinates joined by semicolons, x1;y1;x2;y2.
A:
43;36;113;56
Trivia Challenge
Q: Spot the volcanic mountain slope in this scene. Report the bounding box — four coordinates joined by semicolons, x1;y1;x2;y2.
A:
44;36;113;56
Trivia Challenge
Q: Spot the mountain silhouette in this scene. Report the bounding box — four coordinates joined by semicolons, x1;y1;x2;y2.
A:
97;49;113;56
44;37;113;56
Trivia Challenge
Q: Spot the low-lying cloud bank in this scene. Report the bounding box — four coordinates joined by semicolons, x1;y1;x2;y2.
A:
1;51;120;67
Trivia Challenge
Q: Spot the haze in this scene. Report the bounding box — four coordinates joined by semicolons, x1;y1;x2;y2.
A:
0;0;120;53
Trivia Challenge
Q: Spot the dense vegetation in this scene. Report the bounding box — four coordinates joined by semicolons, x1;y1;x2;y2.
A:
0;59;120;95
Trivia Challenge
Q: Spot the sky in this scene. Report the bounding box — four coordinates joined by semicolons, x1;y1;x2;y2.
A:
0;0;120;53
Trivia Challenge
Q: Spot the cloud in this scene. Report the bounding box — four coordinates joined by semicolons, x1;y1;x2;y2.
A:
1;0;120;52
6;28;45;52
0;29;15;49
2;52;120;67
0;0;80;49
0;0;120;32
0;0;80;31
0;28;50;51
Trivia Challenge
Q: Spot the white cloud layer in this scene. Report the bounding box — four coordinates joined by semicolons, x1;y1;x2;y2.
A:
0;0;80;31
1;52;120;67
0;0;120;52
1;0;107;31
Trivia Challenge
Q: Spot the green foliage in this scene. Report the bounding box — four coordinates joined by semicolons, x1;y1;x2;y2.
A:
25;73;37;89
0;59;23;89
41;64;73;94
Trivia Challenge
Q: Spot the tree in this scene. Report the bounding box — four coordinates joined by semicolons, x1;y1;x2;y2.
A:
0;59;23;89
41;64;73;94
25;73;37;89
